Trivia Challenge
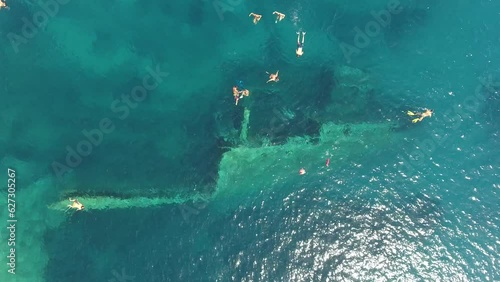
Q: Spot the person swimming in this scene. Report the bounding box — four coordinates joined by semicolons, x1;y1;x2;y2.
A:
0;0;9;10
266;70;279;83
67;198;85;211
249;13;262;24
233;86;240;96
407;109;434;123
240;89;250;97
273;11;285;23
296;32;306;57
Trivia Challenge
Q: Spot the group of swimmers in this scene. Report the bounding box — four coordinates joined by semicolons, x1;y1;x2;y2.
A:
66;8;432;210
232;11;308;105
239;10;435;124
249;11;286;24
250;11;306;58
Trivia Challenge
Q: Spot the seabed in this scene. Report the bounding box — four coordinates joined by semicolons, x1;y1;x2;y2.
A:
0;64;407;281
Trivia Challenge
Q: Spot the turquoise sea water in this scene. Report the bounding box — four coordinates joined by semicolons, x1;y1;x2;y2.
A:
0;0;499;281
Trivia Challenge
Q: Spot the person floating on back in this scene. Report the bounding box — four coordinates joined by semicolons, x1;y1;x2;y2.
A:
249;13;262;24
266;70;279;83
296;32;306;57
407;109;433;123
273;11;285;23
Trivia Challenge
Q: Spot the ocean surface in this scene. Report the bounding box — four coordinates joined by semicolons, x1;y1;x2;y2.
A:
0;0;499;281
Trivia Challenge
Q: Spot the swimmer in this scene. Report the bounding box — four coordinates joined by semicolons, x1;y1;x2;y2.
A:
233;86;242;105
240;89;250;97
296;31;306;57
249;13;262;24
233;86;240;97
233;86;250;105
266;70;279;83
272;11;285;23
407;108;433;123
67;198;85;211
0;0;9;10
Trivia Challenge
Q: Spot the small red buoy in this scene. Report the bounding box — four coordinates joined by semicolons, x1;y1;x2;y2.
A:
299;168;306;175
